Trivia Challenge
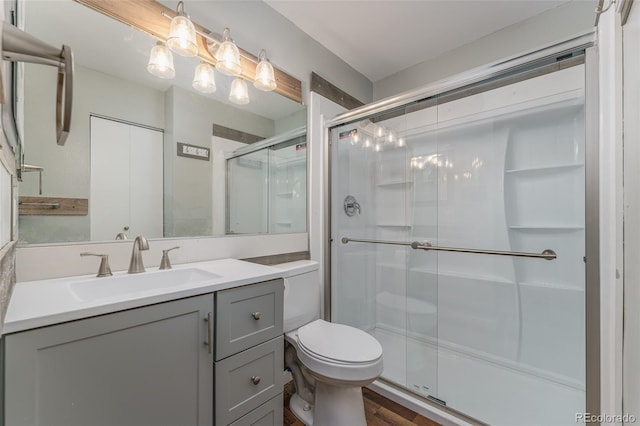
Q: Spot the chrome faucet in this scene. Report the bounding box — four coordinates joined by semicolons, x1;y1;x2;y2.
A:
128;236;149;274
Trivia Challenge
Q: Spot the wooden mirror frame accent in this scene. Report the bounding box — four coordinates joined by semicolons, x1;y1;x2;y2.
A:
74;0;303;103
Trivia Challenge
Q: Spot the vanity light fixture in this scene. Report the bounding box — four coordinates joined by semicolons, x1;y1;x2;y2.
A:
192;61;216;93
147;42;175;79
148;2;281;104
254;49;277;91
214;28;242;76
166;1;198;57
229;77;250;105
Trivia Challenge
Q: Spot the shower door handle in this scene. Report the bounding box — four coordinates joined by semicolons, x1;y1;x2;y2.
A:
409;241;556;260
340;237;556;260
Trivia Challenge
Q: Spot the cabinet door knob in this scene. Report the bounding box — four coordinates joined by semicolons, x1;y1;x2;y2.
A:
251;312;261;320
251;375;261;385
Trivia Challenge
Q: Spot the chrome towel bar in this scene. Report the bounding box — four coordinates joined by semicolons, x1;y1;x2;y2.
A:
340;237;556;260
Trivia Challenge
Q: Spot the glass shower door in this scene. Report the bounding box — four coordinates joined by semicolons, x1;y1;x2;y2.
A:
406;65;586;425
330;113;440;394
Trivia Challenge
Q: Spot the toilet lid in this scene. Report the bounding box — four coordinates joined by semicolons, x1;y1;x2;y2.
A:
297;320;382;363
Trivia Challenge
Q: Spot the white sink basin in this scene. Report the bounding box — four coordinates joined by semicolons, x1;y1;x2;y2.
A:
70;268;221;302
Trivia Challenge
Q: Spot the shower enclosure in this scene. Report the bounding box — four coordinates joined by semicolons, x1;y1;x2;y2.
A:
328;35;597;425
226;128;307;234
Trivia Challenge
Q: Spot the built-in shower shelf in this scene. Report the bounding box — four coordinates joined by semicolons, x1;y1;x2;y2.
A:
519;281;584;292
276;192;293;197
508;225;584;230
408;266;437;275
377;262;406;270
376;180;414;188
274;221;292;226
409;267;513;285
376;224;412;228
505;163;584;174
273;156;306;167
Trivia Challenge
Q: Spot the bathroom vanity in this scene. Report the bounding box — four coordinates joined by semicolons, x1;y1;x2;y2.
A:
0;259;285;426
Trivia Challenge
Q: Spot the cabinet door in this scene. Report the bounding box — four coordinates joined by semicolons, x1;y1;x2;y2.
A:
3;294;214;426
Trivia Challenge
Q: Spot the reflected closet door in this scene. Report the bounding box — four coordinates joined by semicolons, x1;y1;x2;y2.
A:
90;116;163;241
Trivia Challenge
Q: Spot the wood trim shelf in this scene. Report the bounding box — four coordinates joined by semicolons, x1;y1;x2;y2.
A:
212;124;265;144
18;196;88;216
74;0;303;103
310;72;364;110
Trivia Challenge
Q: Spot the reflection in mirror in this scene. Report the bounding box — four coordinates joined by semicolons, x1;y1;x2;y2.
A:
227;128;307;234
17;0;307;244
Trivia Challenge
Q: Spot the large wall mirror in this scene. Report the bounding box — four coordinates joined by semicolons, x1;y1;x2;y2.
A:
17;0;307;244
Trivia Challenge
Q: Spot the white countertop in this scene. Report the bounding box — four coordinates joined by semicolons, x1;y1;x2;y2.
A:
3;258;289;334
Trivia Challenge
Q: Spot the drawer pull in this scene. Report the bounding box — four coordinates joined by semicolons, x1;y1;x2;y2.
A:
251;375;261;385
204;313;213;354
251;311;261;320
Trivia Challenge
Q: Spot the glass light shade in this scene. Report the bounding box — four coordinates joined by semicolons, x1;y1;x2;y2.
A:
167;15;198;57
215;29;242;76
229;78;250;105
147;43;175;79
254;52;276;91
192;62;217;93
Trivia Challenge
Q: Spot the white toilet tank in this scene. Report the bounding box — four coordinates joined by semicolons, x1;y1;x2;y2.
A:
272;260;320;332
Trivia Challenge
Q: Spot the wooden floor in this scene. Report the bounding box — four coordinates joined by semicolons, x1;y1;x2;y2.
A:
283;383;441;426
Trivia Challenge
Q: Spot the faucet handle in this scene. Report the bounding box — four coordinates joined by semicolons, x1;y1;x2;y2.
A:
159;246;180;270
80;253;113;277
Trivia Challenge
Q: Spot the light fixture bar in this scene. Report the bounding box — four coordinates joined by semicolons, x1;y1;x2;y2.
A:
74;0;302;103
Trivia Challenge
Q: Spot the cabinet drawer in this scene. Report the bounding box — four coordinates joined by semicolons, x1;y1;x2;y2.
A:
229;394;284;426
216;279;284;360
215;336;284;426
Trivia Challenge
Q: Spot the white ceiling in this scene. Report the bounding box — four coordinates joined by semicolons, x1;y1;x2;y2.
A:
265;0;573;82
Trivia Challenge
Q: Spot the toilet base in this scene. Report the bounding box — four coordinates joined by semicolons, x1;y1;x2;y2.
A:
290;392;314;426
314;381;367;426
291;381;367;426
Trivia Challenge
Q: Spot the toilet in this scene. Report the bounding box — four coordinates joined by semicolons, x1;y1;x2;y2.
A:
274;260;383;426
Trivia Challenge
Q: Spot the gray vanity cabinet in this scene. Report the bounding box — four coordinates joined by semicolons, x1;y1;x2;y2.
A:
1;294;214;426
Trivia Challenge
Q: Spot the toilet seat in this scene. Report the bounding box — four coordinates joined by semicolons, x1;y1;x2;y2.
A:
297;320;382;364
286;319;384;385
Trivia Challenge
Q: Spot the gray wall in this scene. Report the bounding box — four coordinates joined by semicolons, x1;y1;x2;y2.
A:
19;65;165;243
373;1;596;100
275;109;307;135
163;86;276;237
